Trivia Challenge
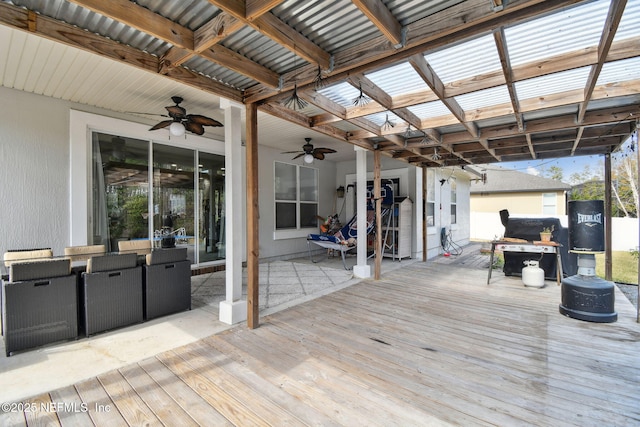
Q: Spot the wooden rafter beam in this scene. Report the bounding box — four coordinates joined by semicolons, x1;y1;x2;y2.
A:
0;1;242;101
161;12;244;69
67;0;193;48
247;0;584;103
352;0;403;46
571;127;586;156
493;27;524;131
577;0;627;122
409;54;479;138
246;0;285;21
68;0;279;88
207;0;331;69
525;133;536;159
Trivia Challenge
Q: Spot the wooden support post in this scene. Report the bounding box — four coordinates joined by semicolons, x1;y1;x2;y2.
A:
246;103;259;329
604;153;612;281
374;149;382;280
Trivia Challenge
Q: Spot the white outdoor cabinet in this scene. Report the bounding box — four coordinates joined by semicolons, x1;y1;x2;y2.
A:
383;197;413;260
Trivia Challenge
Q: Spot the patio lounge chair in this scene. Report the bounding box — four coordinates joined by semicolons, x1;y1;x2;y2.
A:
307;183;394;270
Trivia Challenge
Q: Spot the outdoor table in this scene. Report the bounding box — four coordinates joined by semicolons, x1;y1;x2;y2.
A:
487;240;563;286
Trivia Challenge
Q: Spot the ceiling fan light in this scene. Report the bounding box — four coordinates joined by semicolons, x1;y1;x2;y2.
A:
303;153;314;164
169;121;185;136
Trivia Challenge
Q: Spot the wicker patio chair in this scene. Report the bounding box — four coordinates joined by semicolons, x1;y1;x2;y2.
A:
2;258;77;356
143;247;191;320
81;253;143;337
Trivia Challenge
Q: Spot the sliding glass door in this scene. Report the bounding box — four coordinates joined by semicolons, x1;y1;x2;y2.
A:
92;133;149;252
91;131;225;266
152;144;196;263
198;152;225;263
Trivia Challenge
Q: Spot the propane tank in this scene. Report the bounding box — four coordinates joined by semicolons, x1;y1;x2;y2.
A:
522;260;545;288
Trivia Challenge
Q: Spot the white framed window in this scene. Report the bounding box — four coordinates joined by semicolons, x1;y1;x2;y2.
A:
542;192;556;214
426;168;436;227
274;162;318;237
450;177;457;224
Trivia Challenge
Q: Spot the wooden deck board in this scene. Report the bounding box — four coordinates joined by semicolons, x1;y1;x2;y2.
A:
6;262;640;426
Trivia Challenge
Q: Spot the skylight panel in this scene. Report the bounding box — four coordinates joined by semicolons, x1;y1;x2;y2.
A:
317;82;360;107
423;34;501;84
365;62;430;96
505;0;609;66
614;0;640;42
515;67;591;100
365;111;405;127
407;101;451;120
454;85;512;111
597;57;640;86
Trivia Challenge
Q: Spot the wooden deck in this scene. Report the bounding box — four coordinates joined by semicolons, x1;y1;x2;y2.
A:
3;262;639;426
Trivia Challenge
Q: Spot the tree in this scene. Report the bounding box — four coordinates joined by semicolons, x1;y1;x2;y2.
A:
611;154;638;218
539;165;564;181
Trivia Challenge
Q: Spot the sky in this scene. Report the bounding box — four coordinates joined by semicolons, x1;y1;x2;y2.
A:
491;136;637;184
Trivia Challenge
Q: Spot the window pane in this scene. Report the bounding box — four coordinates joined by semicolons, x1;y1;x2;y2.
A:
276;202;296;229
92;132;149;252
299;166;317;202
300;203;318;228
198;152;225;263
427;202;435;227
427;169;435;201
275;162;296;200
451;204;457;224
450;177;457;203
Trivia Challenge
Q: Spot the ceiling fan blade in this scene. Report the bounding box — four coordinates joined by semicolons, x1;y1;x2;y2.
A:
187;114;223;127
291;153;305;160
314;148;337;154
149;120;173;131
313;152;326;160
165;105;186;119
281;150;303;154
185;121;205;135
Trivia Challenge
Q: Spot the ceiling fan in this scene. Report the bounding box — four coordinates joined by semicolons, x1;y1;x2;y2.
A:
149;96;222;136
282;138;336;163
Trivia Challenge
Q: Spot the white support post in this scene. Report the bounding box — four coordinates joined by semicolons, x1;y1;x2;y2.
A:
353;147;371;278
219;99;247;325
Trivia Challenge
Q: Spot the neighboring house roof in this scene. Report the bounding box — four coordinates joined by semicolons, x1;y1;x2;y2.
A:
470;166;571;194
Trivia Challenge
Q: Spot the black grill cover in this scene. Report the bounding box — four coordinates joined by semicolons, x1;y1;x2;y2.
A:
503;217;577;279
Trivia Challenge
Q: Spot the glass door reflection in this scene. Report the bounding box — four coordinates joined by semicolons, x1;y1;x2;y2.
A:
152;144;195;263
198;152;225;263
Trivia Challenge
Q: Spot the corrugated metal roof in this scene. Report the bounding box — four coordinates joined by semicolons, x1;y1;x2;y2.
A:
504;0;609;67
273;0;378;52
383;0;466;26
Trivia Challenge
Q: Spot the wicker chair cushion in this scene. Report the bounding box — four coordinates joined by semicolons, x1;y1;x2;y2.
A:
145;247;188;265
4;249;53;267
9;258;71;282
86;253;138;273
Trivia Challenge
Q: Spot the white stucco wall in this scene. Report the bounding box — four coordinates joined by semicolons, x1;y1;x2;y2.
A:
335;155;471;260
257;144;338;261
0;87;71;255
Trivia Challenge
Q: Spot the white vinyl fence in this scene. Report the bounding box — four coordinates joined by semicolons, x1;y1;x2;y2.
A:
471;212;639;252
